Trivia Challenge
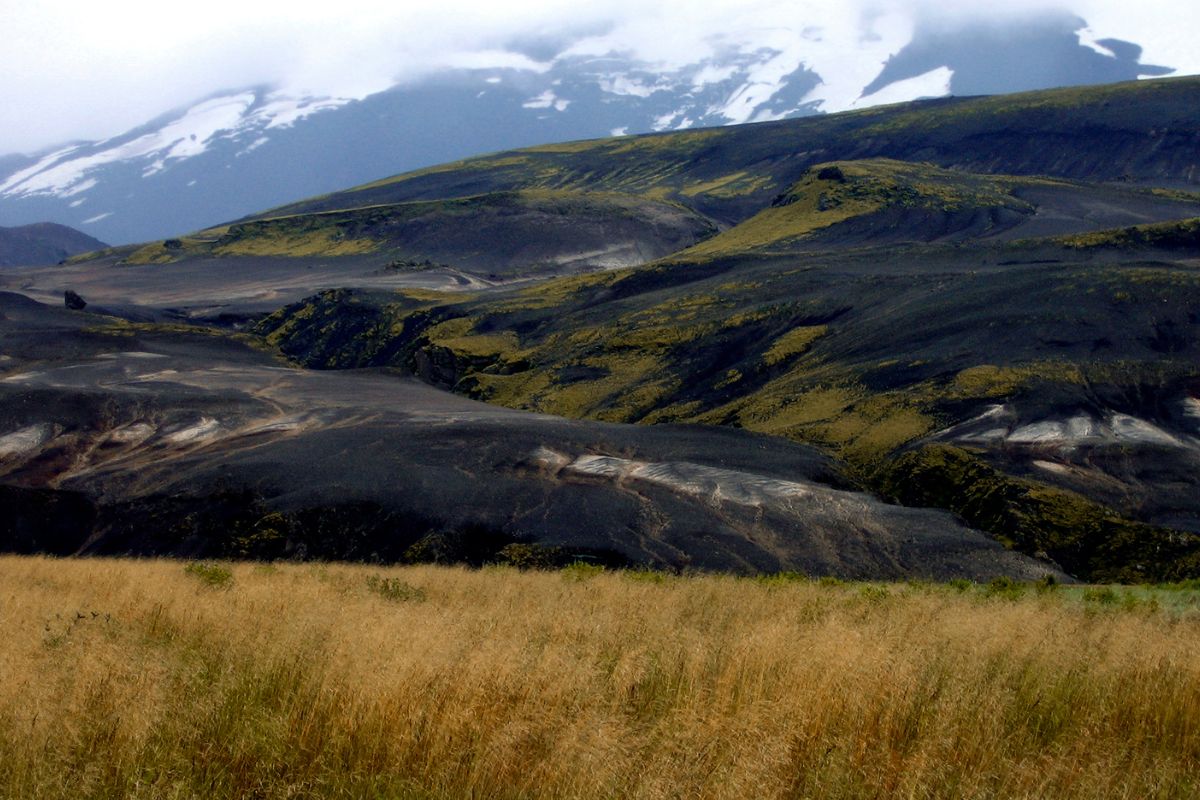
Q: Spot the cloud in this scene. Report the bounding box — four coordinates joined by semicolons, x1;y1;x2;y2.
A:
0;0;592;154
1;0;1196;155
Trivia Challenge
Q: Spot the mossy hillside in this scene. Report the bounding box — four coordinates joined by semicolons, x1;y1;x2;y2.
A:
264;279;1197;531
260;289;427;369
256;126;777;226
876;445;1200;583
259;268;1162;467
75;77;1200;273
247;77;1200;235
213;218;380;258
96;190;718;271
260;236;1200;452
675;159;1046;258
859;75;1200;138
254;221;1200;582
1059;216;1200;250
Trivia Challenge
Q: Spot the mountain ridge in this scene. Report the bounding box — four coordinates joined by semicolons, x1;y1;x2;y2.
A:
0;222;106;267
0;12;1184;244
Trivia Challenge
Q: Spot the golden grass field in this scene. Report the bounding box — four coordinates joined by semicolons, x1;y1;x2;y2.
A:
1;557;1198;799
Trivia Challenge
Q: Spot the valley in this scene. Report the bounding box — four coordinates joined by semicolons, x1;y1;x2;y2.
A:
2;76;1200;582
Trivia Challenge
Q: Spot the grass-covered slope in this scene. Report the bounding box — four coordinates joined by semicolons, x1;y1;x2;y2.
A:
4;557;1200;800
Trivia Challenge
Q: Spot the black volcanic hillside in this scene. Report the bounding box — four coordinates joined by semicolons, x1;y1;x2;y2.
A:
7;77;1200;582
68;77;1200;282
94;190;717;279
0;222;106;267
253;76;1200;229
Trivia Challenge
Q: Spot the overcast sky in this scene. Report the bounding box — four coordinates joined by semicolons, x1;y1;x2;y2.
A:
2;0;1198;156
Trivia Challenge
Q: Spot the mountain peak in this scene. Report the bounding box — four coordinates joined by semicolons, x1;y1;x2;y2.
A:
0;15;1183;245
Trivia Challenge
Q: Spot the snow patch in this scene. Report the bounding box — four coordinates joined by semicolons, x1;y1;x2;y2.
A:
238;415;309;437
0;93;255;198
850;66;953;109
0;424;54;458
0;145;80;194
712;38;810;124
597;75;663;98
1008;420;1073;444
253;95;351;130
60;178;97;198
652;110;683;131
1107;413;1183;447
530;446;571;471
522;90;570;111
996;412;1185;449
1075;26;1117;58
238;137;270;157
691;63;738;90
799;9;916;114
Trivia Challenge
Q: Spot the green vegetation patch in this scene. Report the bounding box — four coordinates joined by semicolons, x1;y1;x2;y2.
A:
676;159;1036;258
876;445;1200;583
1059;217;1200;250
184;561;234;589
761;325;827;366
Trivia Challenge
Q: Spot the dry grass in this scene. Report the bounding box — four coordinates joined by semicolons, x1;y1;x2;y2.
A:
1;558;1198;799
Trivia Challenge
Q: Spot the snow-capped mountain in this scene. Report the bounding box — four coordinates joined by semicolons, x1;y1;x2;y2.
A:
0;11;1174;245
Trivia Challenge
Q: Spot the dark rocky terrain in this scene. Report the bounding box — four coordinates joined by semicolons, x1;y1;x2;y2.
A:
0;291;1052;580
3;77;1199;580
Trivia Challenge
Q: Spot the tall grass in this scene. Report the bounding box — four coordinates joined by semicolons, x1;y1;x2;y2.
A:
0;557;1197;799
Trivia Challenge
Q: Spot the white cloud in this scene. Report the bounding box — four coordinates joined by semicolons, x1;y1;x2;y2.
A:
1070;0;1200;75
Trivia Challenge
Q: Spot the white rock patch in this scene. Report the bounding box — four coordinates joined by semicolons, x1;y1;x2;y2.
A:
536;449;828;509
165;418;220;444
107;423;156;444
0;424;54;457
1107;414;1184;448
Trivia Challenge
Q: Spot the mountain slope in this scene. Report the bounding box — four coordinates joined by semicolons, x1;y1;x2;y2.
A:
0;12;1184;245
5;77;1200;581
101;190;717;278
210;79;1200;582
0;222;106;267
255;222;1200;581
53;77;1200;280
0;291;1056;580
255;76;1200;230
